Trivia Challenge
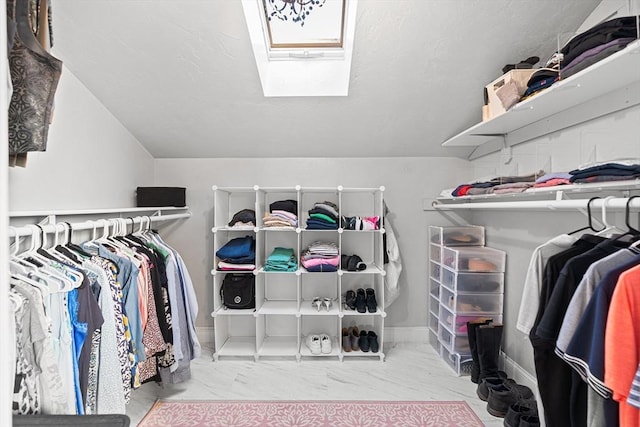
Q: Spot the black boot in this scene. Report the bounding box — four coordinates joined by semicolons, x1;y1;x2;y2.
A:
476;324;504;397
477;324;503;378
467;318;493;384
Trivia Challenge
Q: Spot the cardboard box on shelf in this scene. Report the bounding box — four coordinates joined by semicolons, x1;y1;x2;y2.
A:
483;69;536;121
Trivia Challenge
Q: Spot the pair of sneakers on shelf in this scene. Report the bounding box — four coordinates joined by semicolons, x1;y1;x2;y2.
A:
305;333;332;355
341;326;379;353
344;288;377;313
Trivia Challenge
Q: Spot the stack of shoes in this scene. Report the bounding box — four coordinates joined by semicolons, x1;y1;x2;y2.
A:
466;320;539;421
341;326;378;353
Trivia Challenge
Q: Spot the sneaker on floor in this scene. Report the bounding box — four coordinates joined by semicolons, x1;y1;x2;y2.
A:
305;334;321;355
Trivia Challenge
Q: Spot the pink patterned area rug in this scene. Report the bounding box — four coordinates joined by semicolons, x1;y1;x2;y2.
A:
138;400;484;427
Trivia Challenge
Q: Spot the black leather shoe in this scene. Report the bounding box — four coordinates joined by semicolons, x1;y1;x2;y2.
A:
355;288;366;313
368;331;379;353
503;401;537;427
345;290;356;310
476;374;512;401
486;382;534;418
365;288;377;313
518;414;541;427
359;330;370;352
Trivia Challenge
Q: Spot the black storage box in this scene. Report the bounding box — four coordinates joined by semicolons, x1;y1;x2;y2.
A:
136;187;186;207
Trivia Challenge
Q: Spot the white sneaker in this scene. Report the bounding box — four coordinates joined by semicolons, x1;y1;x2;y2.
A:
320;334;332;354
306;334;321;355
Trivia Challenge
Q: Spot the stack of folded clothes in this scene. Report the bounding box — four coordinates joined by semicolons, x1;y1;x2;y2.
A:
264;247;298;272
215;235;256;271
264;199;298;228
301;241;339;272
568;159;640;183
341;215;380;230
532;172;573;188
306;201;339;230
451;170;544;197
228;209;256;228
559;15;638;79
521;67;559;100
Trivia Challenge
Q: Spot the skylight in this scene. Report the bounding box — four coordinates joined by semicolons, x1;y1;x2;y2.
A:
241;0;358;97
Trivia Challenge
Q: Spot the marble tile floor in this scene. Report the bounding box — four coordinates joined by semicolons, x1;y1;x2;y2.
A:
127;341;503;426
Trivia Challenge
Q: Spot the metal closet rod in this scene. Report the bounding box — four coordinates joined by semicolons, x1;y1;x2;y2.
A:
8;212;191;238
432;196;640;211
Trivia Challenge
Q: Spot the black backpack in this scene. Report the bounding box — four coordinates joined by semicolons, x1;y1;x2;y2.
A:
220;274;255;309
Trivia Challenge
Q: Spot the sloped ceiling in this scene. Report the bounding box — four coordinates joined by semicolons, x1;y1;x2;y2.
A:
52;0;601;159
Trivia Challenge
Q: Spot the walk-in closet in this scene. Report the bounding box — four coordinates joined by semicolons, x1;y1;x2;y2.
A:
3;0;640;426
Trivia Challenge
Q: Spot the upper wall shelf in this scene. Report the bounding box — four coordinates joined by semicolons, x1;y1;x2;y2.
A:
441;39;640;158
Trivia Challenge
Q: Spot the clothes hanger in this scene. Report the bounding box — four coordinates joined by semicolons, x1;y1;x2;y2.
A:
594;196;625;237
15;225;71;292
52;222;83;265
8;227;52;295
610;195;640;241
567;196;602;235
623;195;640;253
63;221;93;258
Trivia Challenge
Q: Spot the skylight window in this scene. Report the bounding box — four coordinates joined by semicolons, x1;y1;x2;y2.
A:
263;0;345;52
242;0;357;96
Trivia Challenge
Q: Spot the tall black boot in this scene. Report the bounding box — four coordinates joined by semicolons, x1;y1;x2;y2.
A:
467;318;493;384
475;324;504;400
477;323;503;379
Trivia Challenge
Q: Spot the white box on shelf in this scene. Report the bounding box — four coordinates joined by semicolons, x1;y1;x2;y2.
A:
429;225;485;246
442;246;506;272
440;286;504;314
441;270;504;293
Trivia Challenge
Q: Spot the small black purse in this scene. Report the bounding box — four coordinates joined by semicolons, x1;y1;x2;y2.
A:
221;274;255;309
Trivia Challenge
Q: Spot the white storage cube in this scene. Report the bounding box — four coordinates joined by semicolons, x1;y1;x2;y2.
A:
441;269;504;293
441;344;474;377
442;246;506;272
439;303;502;335
440;286;504;314
429;225;485;246
438;323;470;354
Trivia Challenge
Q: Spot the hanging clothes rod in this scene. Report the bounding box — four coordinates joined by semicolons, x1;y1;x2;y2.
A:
9;206;188;217
432;197;640;211
8;211;191;238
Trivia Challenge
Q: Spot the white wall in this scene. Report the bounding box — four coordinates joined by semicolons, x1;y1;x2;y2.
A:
468;104;640;376
153;157;472;330
8;66;155;212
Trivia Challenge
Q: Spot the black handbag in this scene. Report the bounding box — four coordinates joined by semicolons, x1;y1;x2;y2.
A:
221;274;255;309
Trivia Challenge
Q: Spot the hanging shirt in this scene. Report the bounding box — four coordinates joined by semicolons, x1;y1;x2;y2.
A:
605;264;640;427
517;233;579;334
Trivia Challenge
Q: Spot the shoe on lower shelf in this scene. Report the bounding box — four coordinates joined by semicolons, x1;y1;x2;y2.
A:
342;328;351;352
368;331;379;353
320;334;332;354
359;330;370;352
305;334;321;355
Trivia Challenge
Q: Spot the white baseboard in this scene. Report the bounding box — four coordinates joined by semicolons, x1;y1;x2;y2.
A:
196;326;215;345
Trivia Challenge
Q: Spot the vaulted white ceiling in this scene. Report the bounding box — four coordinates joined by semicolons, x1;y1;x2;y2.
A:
51;0;601;159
